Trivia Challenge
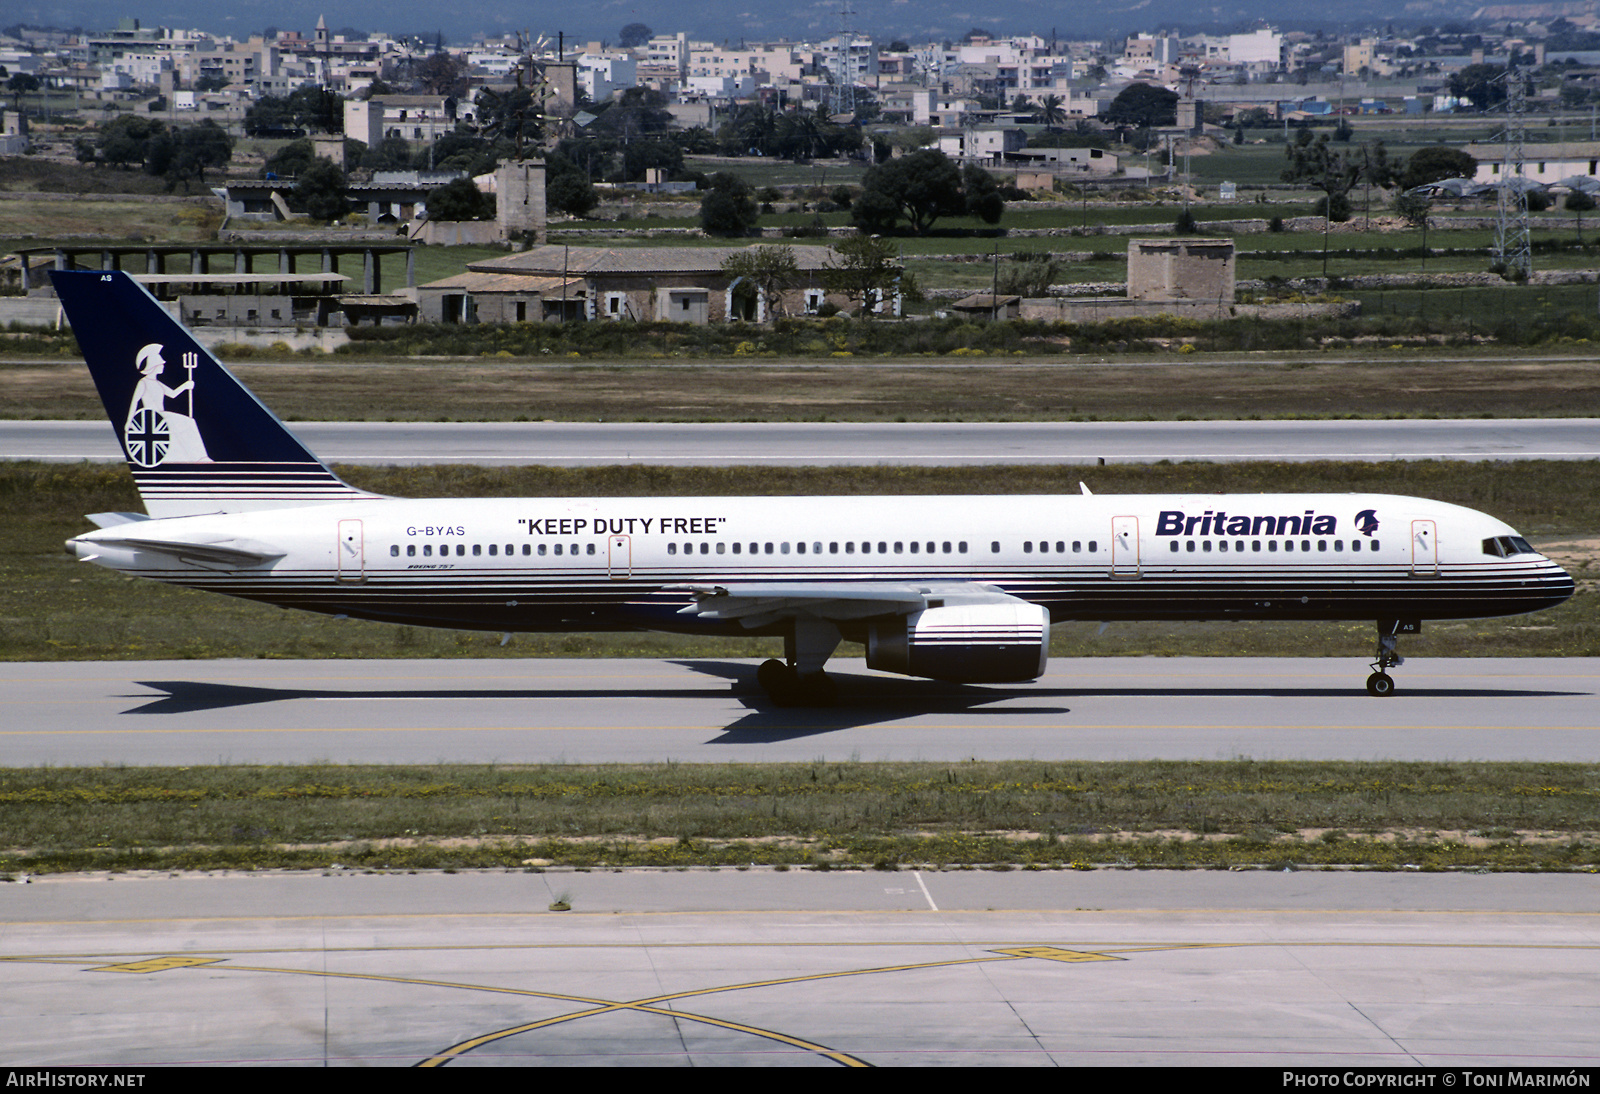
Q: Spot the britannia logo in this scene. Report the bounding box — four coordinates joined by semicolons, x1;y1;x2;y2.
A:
122;343;211;468
1355;509;1380;537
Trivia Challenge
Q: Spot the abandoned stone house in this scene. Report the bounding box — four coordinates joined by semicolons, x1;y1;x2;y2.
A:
415;244;870;324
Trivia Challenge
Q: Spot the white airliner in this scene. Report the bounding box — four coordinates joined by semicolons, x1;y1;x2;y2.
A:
54;270;1574;702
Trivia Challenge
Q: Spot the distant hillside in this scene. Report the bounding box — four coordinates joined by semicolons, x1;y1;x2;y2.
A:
5;0;1525;46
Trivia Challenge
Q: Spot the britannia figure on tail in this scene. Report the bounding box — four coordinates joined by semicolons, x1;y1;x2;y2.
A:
124;343;211;466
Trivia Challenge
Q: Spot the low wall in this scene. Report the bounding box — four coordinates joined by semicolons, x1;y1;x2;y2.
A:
0;297;66;326
1016;297;1360;322
409;220;501;246
218;228;404;244
192;327;350;353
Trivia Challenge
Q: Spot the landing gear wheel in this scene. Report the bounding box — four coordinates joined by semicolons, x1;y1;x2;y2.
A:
757;658;790;694
1366;621;1408;697
757;660;836;707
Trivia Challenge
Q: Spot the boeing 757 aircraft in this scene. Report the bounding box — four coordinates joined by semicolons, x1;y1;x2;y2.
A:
53;270;1574;702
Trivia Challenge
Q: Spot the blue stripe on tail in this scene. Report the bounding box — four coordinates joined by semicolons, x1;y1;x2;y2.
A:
51;269;383;518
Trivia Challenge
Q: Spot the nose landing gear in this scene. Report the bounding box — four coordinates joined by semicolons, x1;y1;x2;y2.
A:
1366;619;1417;696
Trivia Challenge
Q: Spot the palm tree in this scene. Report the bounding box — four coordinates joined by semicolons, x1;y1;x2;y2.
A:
1038;93;1066;131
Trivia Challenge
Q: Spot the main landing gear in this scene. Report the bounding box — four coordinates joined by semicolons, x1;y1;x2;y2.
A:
1366;619;1412;697
757;620;842;707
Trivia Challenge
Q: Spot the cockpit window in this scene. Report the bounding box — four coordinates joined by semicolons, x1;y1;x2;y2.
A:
1483;535;1536;558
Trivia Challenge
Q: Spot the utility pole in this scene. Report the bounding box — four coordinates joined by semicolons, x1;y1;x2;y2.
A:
1493;63;1532;280
830;3;857;117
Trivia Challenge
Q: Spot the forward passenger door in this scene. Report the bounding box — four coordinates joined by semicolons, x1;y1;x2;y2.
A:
1111;516;1140;578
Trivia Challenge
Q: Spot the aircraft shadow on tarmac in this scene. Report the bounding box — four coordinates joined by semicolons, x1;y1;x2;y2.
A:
121;663;1583;739
671;661;1589;741
119;670;1066;739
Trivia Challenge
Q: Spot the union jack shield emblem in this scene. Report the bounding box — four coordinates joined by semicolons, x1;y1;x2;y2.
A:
125;407;170;467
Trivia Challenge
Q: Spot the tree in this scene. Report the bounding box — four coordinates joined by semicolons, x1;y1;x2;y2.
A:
853;149;964;234
293;159;349;221
1400;146;1477;190
556;133;683;184
263;138;317;178
996;256;1061;297
961;162;1004;224
416;51;470;98
360;135;414;171
699;173;758;237
720;245;799;320
417;133;506;177
1393;190;1431;229
1569;188;1596;243
545;153;598;217
1037;93;1067;130
1283;132;1398;223
591;87;675;140
426;177;495;220
7;71;40;112
95;115;164;169
821;233;901;317
618;23;653;48
475;85;543;152
1448;64;1507;111
145;121;234;192
852;150;1004;234
1105;83;1179;128
244;95;297;135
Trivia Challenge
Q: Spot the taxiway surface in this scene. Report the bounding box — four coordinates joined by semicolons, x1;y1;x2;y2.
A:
6;417;1599;465
3;870;1596;1067
4;656;1596;765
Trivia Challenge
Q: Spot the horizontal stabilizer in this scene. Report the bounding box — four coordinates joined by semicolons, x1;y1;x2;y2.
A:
86;533;286;568
86;512;151;528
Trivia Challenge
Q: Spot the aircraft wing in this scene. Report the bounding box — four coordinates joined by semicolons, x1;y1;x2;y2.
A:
669;581;1026;629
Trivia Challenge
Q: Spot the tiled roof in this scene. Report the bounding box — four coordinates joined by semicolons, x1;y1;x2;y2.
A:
419;270;585;296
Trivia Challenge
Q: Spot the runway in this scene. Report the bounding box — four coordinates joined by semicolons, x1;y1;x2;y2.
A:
3;869;1596;1066
4;656;1596;765
5;417;1599;465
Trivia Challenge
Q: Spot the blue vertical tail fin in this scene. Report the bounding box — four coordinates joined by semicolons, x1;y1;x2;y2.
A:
51;269;383;518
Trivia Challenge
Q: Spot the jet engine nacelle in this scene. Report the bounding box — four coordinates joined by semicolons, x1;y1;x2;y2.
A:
866;601;1050;683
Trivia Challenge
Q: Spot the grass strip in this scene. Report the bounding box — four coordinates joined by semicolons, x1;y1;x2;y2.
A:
12;355;1600;423
2;761;1596;875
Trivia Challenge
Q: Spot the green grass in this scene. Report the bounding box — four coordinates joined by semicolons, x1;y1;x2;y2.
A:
407;244;506;287
2;760;1596;874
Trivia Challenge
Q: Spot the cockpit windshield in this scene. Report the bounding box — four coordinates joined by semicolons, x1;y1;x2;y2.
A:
1482;535;1536;558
